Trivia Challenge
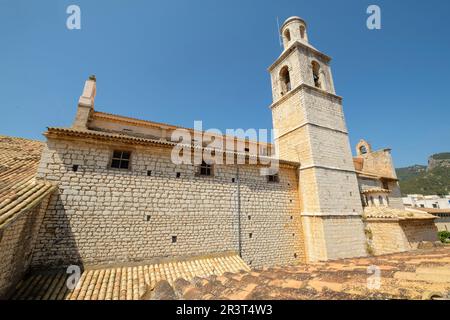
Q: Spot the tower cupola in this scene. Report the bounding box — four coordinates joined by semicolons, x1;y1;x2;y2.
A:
280;16;308;49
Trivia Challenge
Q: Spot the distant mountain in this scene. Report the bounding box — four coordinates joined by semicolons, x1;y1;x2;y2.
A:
428;152;450;171
396;165;427;181
396;153;450;196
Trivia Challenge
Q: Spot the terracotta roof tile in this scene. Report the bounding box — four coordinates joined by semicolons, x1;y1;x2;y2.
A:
361;188;390;194
0;135;56;229
45;127;300;167
413;207;450;214
11;252;250;300
363;206;436;220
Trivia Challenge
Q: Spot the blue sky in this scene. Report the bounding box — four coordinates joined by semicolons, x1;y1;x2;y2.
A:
0;0;449;167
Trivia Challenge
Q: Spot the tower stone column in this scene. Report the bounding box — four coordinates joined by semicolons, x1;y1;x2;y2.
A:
269;17;366;262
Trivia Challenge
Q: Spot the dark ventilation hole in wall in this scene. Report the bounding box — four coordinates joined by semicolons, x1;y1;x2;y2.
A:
176;172;181;178
72;165;79;172
147;170;152;176
292;233;295;237
146;215;151;222
248;215;251;220
172;236;177;243
232;178;235;183
290;199;293;203
290;216;293;220
294;253;298;258
249;233;253;239
244;148;250;152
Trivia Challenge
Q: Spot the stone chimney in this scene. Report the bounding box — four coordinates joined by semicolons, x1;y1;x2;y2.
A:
73;75;96;130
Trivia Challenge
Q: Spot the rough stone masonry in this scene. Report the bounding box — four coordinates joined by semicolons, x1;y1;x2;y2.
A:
0;16;440;299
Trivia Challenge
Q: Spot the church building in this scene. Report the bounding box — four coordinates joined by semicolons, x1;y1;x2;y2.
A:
0;16;438;299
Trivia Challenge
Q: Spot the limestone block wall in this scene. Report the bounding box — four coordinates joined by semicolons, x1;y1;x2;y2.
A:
32;138;305;269
359;150;397;179
400;220;438;249
358;177;381;190
271;81;367;262
386;181;404;209
0;198;49;298
365;220;409;255
435;215;450;232
365;219;438;255
300;89;346;133
309;168;363;214
302;215;366;261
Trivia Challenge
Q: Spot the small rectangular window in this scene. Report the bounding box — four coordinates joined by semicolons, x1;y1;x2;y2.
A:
110;150;131;169
172;236;177;243
147;170;152;176
198;161;212;176
72;165;79;172
267;174;279;183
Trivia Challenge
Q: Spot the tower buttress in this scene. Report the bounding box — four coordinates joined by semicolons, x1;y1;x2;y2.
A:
269;17;366;262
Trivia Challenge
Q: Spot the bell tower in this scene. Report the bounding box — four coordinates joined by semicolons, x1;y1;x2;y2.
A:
269;17;367;262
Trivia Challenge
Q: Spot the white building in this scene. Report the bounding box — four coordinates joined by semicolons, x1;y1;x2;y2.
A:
403;194;450;209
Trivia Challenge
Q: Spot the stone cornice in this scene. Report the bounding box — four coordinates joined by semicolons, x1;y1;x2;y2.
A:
299;164;357;175
301;212;363;217
44;127;299;169
268;40;332;72
355;171;399;182
275;121;348;141
269;83;342;110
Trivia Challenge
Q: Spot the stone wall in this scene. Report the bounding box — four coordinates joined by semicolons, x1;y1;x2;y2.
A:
303;215;367;261
386;181;404;209
270;70;367;262
400;220;439;249
435;214;450;232
32;137;305;269
365;220;409;255
0;198;49;298
358;149;397;179
365;219;438;256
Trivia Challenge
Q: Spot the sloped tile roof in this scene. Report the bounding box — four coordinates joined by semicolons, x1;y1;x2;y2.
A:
413;207;450;215
45;127;300;168
10;252;250;300
0;135;56;229
363;206;436;220
361;188;390;194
